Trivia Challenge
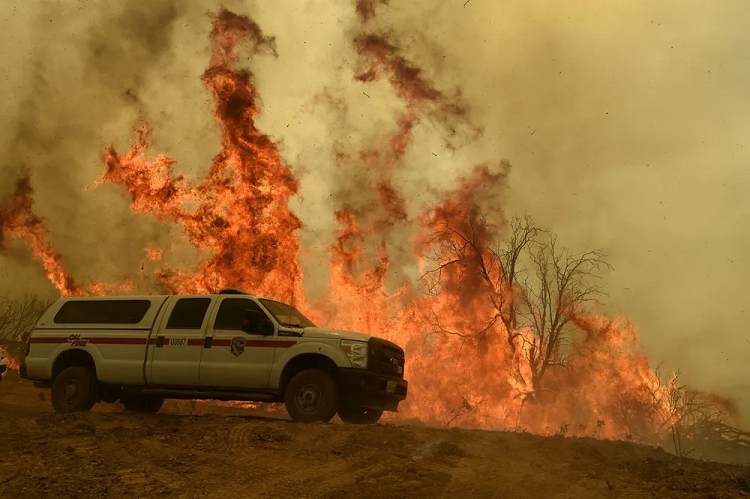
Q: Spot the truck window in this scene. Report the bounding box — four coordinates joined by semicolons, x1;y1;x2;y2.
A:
214;298;265;330
53;300;151;324
259;299;316;328
166;298;212;329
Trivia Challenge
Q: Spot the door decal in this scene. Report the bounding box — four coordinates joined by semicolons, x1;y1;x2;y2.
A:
230;337;246;357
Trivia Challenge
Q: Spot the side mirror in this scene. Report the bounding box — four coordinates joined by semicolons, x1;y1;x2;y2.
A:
242;309;274;336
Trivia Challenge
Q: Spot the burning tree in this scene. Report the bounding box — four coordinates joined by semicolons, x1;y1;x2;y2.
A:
421;211;611;402
518;230;612;399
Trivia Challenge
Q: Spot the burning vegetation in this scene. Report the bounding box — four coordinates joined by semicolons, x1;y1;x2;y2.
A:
0;5;742;459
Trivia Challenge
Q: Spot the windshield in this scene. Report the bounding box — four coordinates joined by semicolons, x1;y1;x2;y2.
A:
259;299;316;328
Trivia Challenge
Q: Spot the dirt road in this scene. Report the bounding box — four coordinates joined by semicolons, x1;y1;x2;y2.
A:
1;372;748;498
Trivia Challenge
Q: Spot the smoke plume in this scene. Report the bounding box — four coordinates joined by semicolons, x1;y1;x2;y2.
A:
1;0;749;421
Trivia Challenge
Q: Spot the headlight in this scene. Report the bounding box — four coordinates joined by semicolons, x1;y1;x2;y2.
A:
340;340;368;369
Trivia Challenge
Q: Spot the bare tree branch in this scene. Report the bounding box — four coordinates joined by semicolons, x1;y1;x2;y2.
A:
420;211;614;403
0;294;54;343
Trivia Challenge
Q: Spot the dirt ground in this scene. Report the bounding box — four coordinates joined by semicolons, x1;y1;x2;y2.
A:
1;372;749;498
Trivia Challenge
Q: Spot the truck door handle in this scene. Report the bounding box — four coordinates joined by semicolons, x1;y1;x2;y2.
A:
204;337;213;349
156;336;165;348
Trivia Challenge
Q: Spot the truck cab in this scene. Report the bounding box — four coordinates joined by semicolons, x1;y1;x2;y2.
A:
20;289;408;424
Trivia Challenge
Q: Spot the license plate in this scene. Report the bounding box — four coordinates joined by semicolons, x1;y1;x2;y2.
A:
386;381;397;393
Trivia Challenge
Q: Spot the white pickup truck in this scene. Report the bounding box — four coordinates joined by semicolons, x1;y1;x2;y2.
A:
20;289;408;424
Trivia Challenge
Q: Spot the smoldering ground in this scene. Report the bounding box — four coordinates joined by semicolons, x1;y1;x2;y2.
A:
1;0;750;420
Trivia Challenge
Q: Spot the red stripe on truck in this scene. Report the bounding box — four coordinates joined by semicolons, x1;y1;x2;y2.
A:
29;336;296;348
249;340;297;348
30;336;146;345
89;337;148;345
29;337;67;344
212;339;296;348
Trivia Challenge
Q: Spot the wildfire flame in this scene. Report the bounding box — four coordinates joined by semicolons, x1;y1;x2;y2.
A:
4;353;20;371
0;177;79;296
0;7;720;441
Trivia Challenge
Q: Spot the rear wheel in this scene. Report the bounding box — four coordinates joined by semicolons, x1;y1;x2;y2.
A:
338;406;383;424
121;394;164;414
284;369;338;423
51;366;100;413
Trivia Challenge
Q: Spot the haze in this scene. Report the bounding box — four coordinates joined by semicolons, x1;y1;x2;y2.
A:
1;1;748;419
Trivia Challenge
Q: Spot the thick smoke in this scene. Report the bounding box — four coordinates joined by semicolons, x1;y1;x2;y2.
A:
1;0;749;420
0;0;200;295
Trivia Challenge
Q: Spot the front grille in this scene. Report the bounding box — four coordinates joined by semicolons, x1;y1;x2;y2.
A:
368;337;405;379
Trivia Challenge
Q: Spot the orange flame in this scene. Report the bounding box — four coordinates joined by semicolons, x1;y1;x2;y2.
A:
5;353;20;371
95;11;303;304
0;8;725;441
0;177;79;296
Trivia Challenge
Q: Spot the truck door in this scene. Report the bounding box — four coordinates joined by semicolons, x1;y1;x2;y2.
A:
199;296;276;390
147;296;216;386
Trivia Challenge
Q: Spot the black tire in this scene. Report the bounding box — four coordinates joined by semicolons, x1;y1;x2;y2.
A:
121;394;164;414
284;369;339;423
51;366;100;414
338;406;384;424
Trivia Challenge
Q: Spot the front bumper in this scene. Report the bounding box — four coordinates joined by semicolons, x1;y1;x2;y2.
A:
339;368;408;412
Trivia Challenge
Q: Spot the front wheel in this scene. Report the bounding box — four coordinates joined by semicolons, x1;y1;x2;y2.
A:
338;406;383;424
284;369;339;423
51;366;100;414
121;394;164;414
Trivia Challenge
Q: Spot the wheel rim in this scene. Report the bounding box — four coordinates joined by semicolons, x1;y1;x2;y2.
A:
297;383;322;412
62;379;81;404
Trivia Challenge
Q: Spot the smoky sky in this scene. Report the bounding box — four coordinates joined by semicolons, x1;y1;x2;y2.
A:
1;0;750;420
